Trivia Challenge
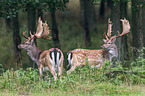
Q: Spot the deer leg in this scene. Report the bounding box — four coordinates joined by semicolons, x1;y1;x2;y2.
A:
44;71;48;81
58;67;61;81
48;66;57;81
51;70;57;81
38;65;43;81
67;65;76;75
58;60;63;81
100;60;104;69
100;64;102;69
58;66;63;81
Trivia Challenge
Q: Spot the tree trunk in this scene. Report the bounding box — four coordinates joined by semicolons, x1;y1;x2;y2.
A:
120;0;127;17
51;10;61;48
27;3;36;68
111;1;121;62
13;13;21;69
99;0;105;18
80;0;96;29
107;0;111;8
120;0;129;61
132;0;143;59
80;0;95;47
28;4;36;36
142;1;145;47
37;5;44;22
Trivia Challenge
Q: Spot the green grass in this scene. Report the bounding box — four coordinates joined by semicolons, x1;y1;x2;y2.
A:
1;83;145;96
0;72;145;96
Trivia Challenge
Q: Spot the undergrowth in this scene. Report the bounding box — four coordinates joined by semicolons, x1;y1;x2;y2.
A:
0;48;145;95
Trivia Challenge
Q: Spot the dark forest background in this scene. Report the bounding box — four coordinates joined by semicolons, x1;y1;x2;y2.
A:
0;0;145;70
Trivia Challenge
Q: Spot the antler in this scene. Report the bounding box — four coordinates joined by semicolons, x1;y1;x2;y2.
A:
41;22;51;39
23;31;35;41
34;17;51;40
103;18;113;43
23;31;28;39
109;18;130;41
104;18;130;43
107;18;112;37
120;18;130;36
22;17;51;40
35;17;43;38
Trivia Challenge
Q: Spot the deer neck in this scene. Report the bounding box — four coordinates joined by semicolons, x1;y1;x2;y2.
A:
27;46;42;63
108;45;118;62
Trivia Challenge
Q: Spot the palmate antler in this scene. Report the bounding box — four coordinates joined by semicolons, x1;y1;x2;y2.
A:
23;17;51;40
35;17;51;40
107;18;112;37
104;18;130;43
35;17;43;38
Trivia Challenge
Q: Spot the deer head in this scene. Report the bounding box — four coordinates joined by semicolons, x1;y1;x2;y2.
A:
18;41;35;52
18;17;51;50
101;18;130;61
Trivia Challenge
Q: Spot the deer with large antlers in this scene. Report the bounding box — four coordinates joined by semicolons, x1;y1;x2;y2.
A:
67;18;130;74
18;18;64;81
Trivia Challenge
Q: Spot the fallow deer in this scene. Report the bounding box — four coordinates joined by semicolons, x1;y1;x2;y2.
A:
67;18;130;74
18;18;64;81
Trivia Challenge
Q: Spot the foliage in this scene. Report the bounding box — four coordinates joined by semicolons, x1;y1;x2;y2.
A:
93;0;100;2
0;0;20;18
132;0;145;11
41;0;69;12
0;0;69;18
0;68;39;90
129;47;145;84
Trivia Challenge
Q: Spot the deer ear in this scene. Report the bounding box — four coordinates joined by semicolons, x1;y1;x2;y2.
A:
30;39;35;45
112;38;116;43
30;39;33;43
103;39;107;43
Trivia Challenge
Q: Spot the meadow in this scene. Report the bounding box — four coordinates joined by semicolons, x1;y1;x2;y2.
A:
0;0;145;95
